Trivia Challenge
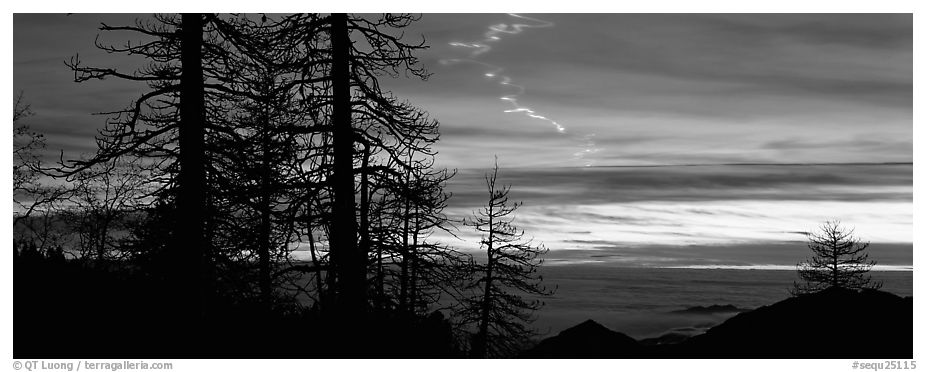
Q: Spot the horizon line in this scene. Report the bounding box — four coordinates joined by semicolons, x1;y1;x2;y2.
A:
454;161;913;171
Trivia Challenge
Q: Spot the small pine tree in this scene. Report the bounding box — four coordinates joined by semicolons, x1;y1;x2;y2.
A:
792;220;882;295
461;159;553;358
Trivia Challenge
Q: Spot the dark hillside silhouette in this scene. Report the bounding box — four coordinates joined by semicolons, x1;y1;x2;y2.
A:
677;287;912;358
522;287;912;358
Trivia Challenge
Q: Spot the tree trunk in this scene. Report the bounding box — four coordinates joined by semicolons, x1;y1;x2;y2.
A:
96;217;109;262
306;205;325;308
400;176;411;314
475;195;496;358
258;97;272;310
409;203;419;313
329;13;364;317
832;248;839;288
359;144;370;287
177;13;209;320
358;145;373;310
376;215;385;311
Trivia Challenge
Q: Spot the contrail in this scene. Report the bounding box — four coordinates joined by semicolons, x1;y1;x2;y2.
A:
441;13;599;165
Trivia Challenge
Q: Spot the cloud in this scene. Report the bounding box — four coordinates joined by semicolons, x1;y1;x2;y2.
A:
445;163;912;208
433;163;912;254
705;14;912;50
476;14;910;98
542;242;913;268
385;14;912;169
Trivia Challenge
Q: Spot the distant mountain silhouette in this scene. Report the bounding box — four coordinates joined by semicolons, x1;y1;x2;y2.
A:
523;287;912;358
639;332;692;347
670;304;750;315
520;320;641;358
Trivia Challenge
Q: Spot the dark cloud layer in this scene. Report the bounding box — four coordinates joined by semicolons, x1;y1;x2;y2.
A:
445;163;912;209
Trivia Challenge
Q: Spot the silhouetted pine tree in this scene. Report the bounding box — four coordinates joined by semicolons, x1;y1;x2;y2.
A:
389;153;463;316
266;13;438;318
792;220;882;295
61;13;245;318
461;160;553;358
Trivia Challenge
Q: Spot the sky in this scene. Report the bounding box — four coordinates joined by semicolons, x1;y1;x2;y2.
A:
12;13;913;268
390;13;912;168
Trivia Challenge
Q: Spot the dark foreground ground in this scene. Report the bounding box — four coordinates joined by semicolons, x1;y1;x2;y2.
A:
15;252;912;358
14;252;459;358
